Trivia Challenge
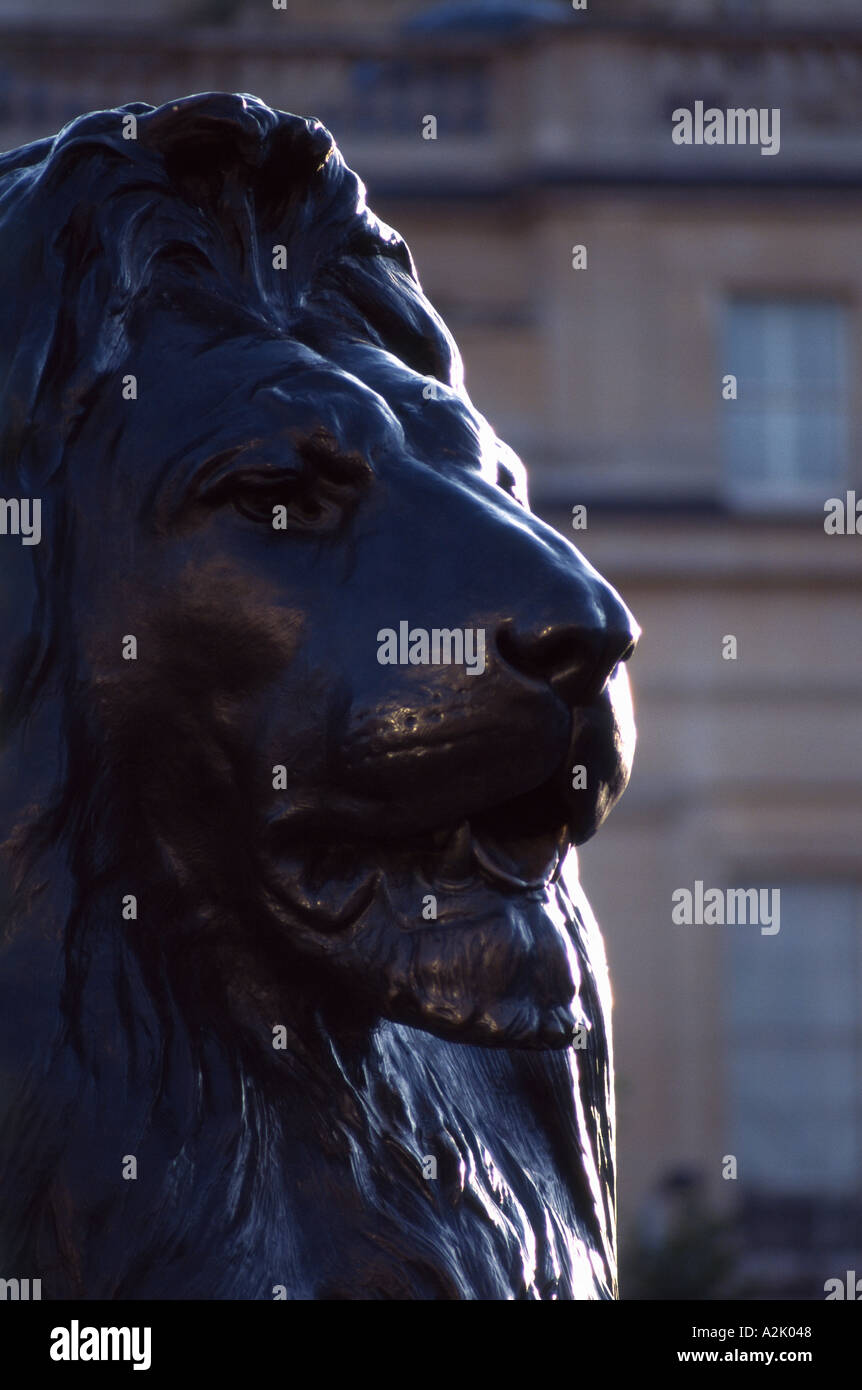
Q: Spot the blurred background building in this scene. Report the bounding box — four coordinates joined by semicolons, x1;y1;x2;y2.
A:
2;0;861;1299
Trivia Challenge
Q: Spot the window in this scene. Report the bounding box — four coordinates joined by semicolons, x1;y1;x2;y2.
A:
722;297;850;509
726;882;862;1201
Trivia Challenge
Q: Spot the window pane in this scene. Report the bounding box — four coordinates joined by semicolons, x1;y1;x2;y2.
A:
723;297;849;501
726;882;860;1195
730;1047;856;1193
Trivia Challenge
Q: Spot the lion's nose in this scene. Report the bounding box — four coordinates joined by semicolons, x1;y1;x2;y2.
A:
496;592;637;706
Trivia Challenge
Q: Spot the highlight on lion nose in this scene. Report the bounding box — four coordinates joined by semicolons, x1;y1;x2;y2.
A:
496;615;636;704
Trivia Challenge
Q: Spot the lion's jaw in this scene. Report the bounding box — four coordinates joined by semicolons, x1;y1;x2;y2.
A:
264;841;587;1050
259;667;635;1050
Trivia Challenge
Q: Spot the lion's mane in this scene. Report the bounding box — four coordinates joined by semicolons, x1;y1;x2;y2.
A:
0;95;616;1300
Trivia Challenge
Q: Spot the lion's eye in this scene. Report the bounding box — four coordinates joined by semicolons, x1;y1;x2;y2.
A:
195;432;371;533
232;481;336;529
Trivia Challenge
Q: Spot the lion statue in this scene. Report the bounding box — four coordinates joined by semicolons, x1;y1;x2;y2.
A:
0;93;637;1300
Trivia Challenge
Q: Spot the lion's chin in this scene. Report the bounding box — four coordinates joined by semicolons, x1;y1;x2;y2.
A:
262;836;591;1049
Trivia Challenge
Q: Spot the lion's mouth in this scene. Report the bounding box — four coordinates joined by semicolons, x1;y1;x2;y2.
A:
263;775;576;939
265;669;632;935
429;819;564;891
420;781;571;893
263;784;588;1050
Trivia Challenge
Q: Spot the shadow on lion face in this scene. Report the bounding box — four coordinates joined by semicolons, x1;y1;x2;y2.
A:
0;94;637;1300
